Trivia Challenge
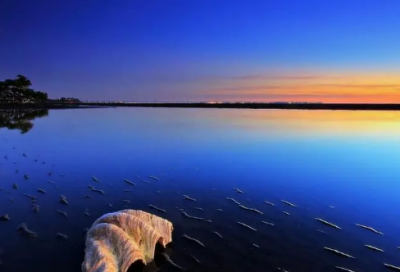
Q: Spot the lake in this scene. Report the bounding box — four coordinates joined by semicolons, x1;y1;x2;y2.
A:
0;108;400;272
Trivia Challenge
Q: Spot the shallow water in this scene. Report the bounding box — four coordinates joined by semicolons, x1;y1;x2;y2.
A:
0;108;400;272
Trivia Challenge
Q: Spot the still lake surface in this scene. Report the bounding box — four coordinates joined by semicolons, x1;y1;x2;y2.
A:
0;108;400;272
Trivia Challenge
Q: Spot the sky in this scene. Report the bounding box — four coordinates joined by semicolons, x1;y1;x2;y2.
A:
0;0;400;102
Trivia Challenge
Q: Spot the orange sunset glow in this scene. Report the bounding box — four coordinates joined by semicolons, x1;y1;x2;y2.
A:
199;71;400;103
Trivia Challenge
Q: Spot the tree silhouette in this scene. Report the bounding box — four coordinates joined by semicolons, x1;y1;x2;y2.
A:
14;75;32;89
0;75;48;103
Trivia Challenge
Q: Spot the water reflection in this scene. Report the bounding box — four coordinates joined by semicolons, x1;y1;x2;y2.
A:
0;108;400;272
0;109;48;134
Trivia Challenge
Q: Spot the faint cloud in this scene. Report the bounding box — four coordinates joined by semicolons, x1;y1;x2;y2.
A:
228;74;343;81
198;82;400;95
205;92;369;98
205;85;287;91
316;84;400;89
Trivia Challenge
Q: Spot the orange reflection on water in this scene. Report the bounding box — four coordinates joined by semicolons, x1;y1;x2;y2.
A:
207;109;400;137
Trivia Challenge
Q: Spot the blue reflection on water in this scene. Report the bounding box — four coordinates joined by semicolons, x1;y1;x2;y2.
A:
0;108;399;272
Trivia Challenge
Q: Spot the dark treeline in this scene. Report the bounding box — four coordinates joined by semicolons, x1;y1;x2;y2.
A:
48;97;81;103
0;75;80;105
77;102;400;111
0;75;48;103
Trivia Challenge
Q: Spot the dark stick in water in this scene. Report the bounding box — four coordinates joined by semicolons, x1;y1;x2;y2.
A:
57;210;68;218
281;200;297;207
136;176;151;184
264;200;275;206
124;179;136;186
158;252;185;270
189;254;201;264
237;222;257;231
181;211;204;221
92;176;102;183
315;218;342;230
239;205;263;215
31;204;40;213
183;195;196;201
22;193;36;200
0;214;10;221
262;221;274;226
335;267;356;272
148;204;166;213
17;223;37;237
59;195;69;205
149;176;160;181
182;234;205;247
277;267;289;272
226;197;241;205
355;224;384;235
212;231;223;238
91;188;105;195
234;187;244;193
323;247;354;258
57;233;69;240
364;245;384;252
384;263;400;271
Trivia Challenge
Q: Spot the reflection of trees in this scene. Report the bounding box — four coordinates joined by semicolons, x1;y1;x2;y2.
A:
0;109;49;134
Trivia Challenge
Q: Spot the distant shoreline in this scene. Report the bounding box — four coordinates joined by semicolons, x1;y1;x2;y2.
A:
0;104;102;110
2;102;400;111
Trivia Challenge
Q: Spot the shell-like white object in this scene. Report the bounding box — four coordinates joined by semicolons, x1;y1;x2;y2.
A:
82;210;173;272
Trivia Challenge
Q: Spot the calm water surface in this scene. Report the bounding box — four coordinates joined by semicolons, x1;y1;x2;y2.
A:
0;108;400;272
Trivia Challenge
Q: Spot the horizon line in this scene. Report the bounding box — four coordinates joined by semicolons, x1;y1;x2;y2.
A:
74;100;400;105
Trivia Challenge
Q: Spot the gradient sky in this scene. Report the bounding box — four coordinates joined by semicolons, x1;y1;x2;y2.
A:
1;0;399;102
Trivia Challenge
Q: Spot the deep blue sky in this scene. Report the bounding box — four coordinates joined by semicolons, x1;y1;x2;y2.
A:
1;0;399;102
